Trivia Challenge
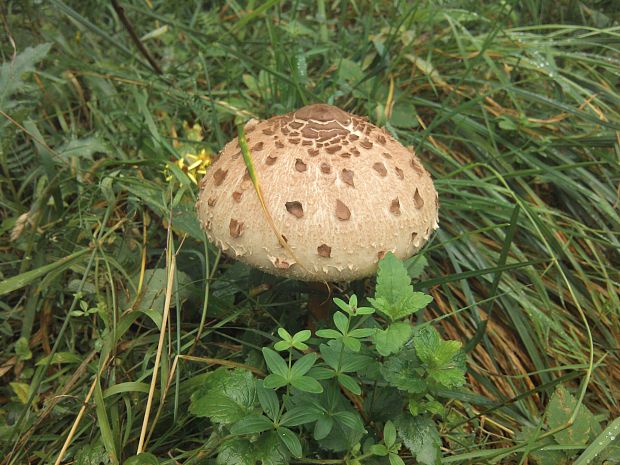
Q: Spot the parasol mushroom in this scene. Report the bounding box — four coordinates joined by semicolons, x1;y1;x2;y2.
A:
196;104;439;316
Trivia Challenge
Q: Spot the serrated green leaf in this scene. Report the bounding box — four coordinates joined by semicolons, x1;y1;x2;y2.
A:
74;443;110;465
190;369;256;424
216;432;289;465
381;350;427;394
280;406;321;427
414;327;466;388
290;353;317;378
397;415;441;465
263;348;289;378
547;385;596;446
515;426;567;465
373;322;412;356
231;415;274;435
277;427;302;458
373;252;413;307
0;43;52;109
291;376;323;393
369;253;433;320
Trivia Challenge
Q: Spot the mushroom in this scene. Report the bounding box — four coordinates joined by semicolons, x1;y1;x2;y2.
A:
196;103;439;282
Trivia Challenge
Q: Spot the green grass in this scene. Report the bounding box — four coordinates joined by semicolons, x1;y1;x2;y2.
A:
1;1;619;464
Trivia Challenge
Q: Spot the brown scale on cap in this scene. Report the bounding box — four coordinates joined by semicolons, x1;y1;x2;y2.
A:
196;103;439;281
317;244;332;258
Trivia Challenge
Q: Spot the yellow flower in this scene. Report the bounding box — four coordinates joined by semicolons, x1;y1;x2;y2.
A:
166;148;213;184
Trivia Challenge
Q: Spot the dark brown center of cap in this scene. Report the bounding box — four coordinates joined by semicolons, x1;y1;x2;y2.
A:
294;104;351;124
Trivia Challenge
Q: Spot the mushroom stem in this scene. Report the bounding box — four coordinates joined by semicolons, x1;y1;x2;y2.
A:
307;281;332;328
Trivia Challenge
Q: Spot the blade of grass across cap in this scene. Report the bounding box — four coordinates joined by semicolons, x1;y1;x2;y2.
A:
237;122;309;275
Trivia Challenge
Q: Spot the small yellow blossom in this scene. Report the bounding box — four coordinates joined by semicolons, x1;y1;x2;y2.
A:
168;148;213;184
165;121;213;184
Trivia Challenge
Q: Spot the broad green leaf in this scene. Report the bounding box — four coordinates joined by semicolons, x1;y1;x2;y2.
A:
405;255;428;279
414;327;466;388
339;351;373;373
547;385;596;446
389;453;406;465
290;353;317;378
308;366;335;380
231;415;273;435
397;415;441;465
74;443;110;465
515;426;567;465
337;373;361;395
373;322;412;356
316;329;341;339
333;297;351;314
274;341;290;351
291;376;323;393
321;341;372;373
381;350;427;394
349;328;376;338
333;411;363;431
126;268;192;315
368;253;433;320
314;415;334;440
333;311;349;334
280;406;321;427
277;327;292;341
373;252;412;307
384;421;397;448
292;330;311;343
216;432;289;465
256;380;279;420
277;427;302;458
371;444;389;456
190;368;256;424
262;348;289;378
264;374;288;390
15;337;32;361
342;336;361;352
10;382;30;404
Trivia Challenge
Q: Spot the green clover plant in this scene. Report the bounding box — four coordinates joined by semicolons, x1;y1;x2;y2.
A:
189;253;467;464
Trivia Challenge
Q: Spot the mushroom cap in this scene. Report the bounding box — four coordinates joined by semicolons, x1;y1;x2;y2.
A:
196;103;439;282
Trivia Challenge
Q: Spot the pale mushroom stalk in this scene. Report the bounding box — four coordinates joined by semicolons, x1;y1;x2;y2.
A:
196;103;439;317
